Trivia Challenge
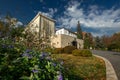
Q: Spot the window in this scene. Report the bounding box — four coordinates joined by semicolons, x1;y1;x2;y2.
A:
31;24;33;27
61;31;62;34
52;43;56;45
68;43;70;45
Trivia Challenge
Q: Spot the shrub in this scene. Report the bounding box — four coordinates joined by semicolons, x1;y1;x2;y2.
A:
72;49;81;56
81;49;92;57
72;49;92;57
44;47;54;53
63;46;76;54
53;48;63;54
0;39;65;80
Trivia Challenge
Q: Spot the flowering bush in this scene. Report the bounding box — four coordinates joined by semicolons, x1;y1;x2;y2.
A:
0;19;66;80
0;39;65;80
20;51;64;80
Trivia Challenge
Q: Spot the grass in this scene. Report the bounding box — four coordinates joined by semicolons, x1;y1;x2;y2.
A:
52;54;106;80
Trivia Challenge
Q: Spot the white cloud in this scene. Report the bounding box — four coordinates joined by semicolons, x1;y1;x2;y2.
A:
40;0;43;3
39;11;53;18
39;8;57;18
16;21;23;26
57;1;120;36
48;8;57;16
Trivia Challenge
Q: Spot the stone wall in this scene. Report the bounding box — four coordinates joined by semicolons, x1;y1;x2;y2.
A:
60;34;84;49
51;35;61;48
40;16;55;38
51;34;84;49
76;38;84;49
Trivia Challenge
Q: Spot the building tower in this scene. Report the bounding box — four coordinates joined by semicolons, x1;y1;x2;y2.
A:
77;21;83;39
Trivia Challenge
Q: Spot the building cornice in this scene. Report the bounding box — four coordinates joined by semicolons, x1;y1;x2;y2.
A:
57;27;77;35
28;12;56;26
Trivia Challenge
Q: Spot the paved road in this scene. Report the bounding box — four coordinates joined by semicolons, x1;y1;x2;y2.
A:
91;50;120;80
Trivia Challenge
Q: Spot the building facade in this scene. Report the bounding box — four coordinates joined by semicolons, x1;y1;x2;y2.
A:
51;32;84;49
56;28;77;38
26;12;84;49
25;12;55;40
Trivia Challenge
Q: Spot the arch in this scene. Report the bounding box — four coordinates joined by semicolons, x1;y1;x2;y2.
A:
71;40;77;48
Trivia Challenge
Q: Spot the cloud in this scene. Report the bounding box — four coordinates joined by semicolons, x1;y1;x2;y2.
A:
16;21;23;26
38;8;57;18
40;0;43;3
48;8;57;16
39;11;52;18
57;1;120;36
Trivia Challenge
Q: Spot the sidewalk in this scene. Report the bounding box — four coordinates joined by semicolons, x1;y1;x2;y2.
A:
94;55;118;80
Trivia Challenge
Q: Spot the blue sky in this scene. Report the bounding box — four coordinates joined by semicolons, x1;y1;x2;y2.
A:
0;0;120;36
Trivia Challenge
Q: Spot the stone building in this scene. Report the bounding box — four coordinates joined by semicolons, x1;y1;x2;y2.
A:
51;28;84;49
25;12;55;40
25;12;84;49
24;12;55;47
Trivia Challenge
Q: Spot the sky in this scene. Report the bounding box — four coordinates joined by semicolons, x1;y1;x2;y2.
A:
0;0;120;37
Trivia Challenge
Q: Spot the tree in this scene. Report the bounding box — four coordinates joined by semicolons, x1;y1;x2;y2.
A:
10;26;24;42
101;35;111;50
77;21;83;39
0;18;10;38
95;36;104;49
84;33;94;49
107;32;120;51
0;14;24;43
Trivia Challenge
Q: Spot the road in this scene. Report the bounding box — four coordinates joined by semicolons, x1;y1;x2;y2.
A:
91;50;120;80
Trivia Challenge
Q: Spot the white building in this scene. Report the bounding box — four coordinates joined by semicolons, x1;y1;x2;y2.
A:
51;28;84;49
56;28;77;38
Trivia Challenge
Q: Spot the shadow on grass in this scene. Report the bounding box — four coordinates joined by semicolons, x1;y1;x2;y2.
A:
63;67;84;80
67;74;84;80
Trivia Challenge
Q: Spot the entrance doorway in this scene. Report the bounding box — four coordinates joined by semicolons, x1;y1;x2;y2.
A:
72;40;77;48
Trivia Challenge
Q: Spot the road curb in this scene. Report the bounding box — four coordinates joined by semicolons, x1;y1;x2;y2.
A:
94;55;118;80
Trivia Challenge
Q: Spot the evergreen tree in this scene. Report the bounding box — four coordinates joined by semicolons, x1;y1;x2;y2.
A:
84;33;94;49
95;36;104;49
77;21;83;39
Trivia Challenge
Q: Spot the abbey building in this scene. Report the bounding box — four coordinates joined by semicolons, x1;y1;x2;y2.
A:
25;12;84;49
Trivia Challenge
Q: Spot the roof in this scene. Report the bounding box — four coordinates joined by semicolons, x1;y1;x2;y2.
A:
28;12;56;26
56;27;77;35
82;32;87;35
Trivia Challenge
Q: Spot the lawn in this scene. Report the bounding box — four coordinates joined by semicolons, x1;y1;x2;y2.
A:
52;54;106;80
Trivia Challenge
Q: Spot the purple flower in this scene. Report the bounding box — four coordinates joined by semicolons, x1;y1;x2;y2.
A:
2;44;7;48
58;73;63;80
22;49;33;59
52;63;56;67
39;52;48;59
32;69;39;73
8;45;14;48
25;49;32;53
22;53;33;59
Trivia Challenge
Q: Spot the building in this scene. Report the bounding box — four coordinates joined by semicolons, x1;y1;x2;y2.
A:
25;12;84;49
51;28;84;49
25;12;55;40
56;28;77;38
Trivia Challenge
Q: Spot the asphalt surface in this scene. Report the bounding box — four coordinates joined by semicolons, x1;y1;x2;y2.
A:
91;50;120;80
